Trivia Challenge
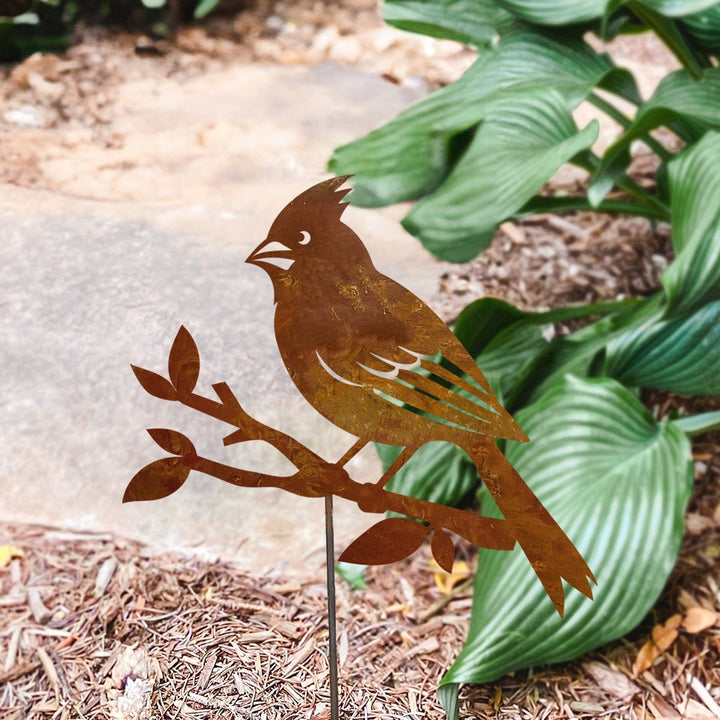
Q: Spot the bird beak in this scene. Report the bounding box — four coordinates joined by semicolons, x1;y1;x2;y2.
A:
246;239;294;269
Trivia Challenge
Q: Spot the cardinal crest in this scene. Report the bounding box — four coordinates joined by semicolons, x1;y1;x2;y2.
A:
126;176;595;616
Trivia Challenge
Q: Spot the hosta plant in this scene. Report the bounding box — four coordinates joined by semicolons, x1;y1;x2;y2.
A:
330;1;720;716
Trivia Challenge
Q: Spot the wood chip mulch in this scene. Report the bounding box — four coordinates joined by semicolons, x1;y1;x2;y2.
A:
2;498;719;720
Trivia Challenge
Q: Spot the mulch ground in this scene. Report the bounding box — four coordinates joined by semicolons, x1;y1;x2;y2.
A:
1;490;719;720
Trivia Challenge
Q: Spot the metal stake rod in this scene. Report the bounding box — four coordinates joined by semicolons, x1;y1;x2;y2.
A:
324;494;340;720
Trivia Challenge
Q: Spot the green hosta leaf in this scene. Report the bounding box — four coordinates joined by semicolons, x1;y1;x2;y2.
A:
496;0;608;24
441;375;693;693
330;26;617;209
662;132;720;316
604;299;720;395
681;5;720;54
402;90;598;261
455;297;617;404
452;295;638;353
335;561;367;590
382;0;513;45
596;66;643;105
674;410;720;435
452;297;528;357
631;0;720;17
194;0;221;18
513;294;661;404
475;322;548;401
589;68;720;205
381;441;477;509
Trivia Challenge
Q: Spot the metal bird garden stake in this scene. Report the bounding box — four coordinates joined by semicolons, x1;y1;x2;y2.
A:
126;176;595;716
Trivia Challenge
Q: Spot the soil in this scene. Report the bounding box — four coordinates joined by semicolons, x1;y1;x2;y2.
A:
1;2;719;719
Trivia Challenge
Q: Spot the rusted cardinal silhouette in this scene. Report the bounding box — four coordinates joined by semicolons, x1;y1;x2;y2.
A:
126;176;594;616
246;176;594;609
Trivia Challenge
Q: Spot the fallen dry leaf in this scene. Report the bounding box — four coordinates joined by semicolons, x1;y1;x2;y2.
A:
633;615;683;675
683;607;719;634
652;614;682;651
0;544;24;567
429;559;471;594
633;641;660;676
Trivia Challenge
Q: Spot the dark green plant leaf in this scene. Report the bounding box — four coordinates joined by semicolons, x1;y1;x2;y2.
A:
382;0;513;45
597;1;644;40
632;0;720;16
496;0;607;24
452;297;528;357
521;192;661;218
0;17;69;61
383;441;478;509
604;299;720;395
459;296;642;406
440;375;693;695
505;294;662;405
589;67;720;205
662;132;720;316
402;90;598;261
330;26;617;210
438;684;460;720
595;65;644;105
681;5;720;54
474;322;548;402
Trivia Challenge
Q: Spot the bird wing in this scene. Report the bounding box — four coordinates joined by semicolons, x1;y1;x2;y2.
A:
316;330;527;443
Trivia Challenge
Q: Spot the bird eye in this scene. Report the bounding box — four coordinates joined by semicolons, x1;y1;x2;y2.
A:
298;231;311;245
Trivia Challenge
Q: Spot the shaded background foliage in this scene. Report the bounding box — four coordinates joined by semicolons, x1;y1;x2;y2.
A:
0;0;223;60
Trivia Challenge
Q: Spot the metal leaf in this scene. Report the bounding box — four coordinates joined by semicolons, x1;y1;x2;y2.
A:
168;326;200;395
431;528;456;573
147;428;196;457
131;365;176;401
339;518;430;566
122;457;190;503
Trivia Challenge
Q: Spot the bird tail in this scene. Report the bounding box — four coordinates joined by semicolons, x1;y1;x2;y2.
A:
467;439;595;616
